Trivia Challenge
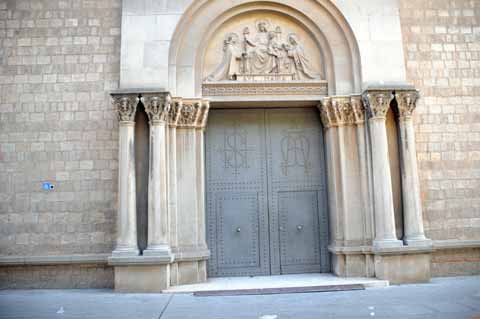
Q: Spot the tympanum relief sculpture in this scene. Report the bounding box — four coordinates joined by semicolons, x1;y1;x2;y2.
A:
205;20;322;82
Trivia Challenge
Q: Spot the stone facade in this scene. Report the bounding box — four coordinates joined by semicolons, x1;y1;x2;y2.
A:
0;0;121;286
399;0;480;274
399;0;480;241
0;0;479;290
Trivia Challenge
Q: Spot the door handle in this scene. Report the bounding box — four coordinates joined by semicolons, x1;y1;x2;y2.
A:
236;227;241;233
297;225;303;231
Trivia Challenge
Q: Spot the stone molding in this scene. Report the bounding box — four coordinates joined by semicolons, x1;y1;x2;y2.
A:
0;254;110;266
318;95;365;129
202;81;328;97
142;93;172;124
112;94;139;122
362;90;395;120
395;90;420;119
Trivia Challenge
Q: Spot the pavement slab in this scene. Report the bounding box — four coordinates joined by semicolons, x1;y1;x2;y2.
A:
0;276;479;319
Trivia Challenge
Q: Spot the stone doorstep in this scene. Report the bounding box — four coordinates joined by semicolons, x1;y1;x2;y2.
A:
163;273;389;294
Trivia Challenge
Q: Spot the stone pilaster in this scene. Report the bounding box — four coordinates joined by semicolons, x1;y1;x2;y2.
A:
111;94;140;257
172;98;210;285
142;93;174;259
167;98;183;256
195;100;210;252
395;90;431;247
363;91;403;249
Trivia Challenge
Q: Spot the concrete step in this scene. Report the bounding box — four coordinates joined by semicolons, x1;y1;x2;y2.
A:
163;273;389;295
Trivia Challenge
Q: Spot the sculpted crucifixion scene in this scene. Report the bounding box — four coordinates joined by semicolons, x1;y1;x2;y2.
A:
205;20;322;82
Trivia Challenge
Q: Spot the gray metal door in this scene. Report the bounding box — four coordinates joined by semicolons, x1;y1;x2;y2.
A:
206;108;329;277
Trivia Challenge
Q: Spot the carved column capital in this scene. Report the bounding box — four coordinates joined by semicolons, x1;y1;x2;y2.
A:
168;98;183;128
112;94;139;123
319;95;366;129
176;99;210;129
350;95;366;124
362;91;394;120
177;100;201;128
395;90;420;119
142;94;171;124
197;100;210;130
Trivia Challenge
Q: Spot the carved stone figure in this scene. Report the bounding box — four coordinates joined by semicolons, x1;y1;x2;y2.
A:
285;33;320;80
207;33;243;81
205;20;322;82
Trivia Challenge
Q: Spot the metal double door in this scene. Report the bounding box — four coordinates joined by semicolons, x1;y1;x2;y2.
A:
206;108;329;277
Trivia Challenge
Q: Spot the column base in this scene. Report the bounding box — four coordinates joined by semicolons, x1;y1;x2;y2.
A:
404;237;432;247
143;245;174;261
373;239;403;249
111;248;140;258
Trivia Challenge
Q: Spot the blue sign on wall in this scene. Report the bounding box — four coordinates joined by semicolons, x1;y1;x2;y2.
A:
42;182;54;190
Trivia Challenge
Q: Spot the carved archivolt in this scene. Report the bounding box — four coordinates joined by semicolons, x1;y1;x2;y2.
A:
113;95;139;122
395;90;420;118
319;95;365;129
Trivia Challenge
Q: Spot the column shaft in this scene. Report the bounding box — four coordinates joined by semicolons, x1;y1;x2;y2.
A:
369;118;402;247
364;91;403;249
114;122;139;256
144;121;171;256
396;91;431;246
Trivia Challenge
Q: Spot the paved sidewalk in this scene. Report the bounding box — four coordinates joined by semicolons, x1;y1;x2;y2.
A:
0;276;479;319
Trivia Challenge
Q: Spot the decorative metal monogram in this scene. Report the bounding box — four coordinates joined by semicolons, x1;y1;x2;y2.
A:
219;121;254;175
280;120;311;176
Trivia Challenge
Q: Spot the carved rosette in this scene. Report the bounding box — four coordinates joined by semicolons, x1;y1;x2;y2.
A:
362;91;394;120
113;95;139;122
319;96;366;129
142;94;171;124
395;90;420;119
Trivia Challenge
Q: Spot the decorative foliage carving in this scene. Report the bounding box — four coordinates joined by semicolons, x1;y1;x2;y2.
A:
395;90;420;118
362;91;394;119
205;20;322;82
142;94;171;123
176;99;210;129
112;95;139;122
168;98;184;127
318;95;366;129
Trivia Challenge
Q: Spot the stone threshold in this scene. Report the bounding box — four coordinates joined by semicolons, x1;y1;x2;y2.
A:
163;273;389;294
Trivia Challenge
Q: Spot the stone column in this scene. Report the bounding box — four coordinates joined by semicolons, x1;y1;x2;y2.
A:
142;94;173;258
363;91;403;249
395;90;431;247
112;95;140;257
350;95;374;245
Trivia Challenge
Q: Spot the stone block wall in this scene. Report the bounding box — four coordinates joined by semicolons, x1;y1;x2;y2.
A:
0;264;113;289
0;0;121;287
399;0;480;241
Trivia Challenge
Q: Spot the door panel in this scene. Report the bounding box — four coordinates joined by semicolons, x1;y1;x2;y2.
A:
206;109;270;277
206;107;329;277
278;191;321;274
265;108;329;274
